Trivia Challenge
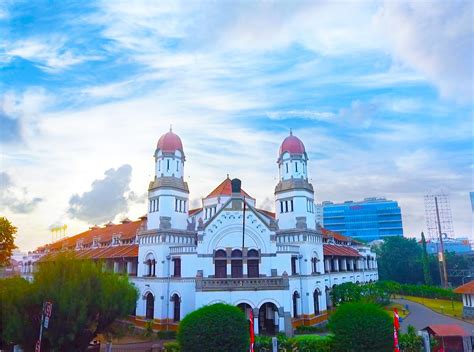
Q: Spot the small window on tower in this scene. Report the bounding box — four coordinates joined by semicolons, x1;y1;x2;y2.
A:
167;160;170;171
176;161;179;172
290;200;294;212
280;201;284;213
158;160;161;171
295;162;298;172
286;163;288;173
285;201;289;213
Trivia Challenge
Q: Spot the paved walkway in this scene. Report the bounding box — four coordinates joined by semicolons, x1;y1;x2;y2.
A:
394;298;474;334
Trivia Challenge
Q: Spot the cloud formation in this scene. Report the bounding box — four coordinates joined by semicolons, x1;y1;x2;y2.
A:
0;172;43;213
67;164;135;224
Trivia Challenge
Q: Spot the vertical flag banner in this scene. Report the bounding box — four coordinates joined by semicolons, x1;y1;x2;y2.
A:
249;309;255;352
393;308;400;352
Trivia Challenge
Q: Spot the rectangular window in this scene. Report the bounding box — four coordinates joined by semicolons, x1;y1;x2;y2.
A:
285;201;288;213
167;159;170;171
295;162;298;172
175;198;178;212
173;258;181;277
290;200;294;212
286;163;288;173
291;256;298;275
176;161;179;172
280;201;284;213
158;160;161;171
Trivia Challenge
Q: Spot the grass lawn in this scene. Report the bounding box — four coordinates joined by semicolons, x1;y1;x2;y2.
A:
401;295;463;319
385;302;409;318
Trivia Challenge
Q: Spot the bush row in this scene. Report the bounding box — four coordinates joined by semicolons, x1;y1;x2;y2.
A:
254;334;333;352
377;280;461;301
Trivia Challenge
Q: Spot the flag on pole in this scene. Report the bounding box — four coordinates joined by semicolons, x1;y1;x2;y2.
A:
393;308;400;352
249;309;255;352
393;308;400;330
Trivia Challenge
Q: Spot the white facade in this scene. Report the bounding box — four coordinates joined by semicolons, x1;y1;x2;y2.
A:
132;131;379;334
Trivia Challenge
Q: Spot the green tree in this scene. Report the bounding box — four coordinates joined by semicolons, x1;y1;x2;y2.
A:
1;253;138;351
329;302;392;352
399;325;423;352
375;236;423;284
0;217;17;266
177;303;249;352
421;232;432;285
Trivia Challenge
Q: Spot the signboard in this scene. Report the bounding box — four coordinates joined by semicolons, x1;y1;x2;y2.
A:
44;301;52;317
35;340;41;352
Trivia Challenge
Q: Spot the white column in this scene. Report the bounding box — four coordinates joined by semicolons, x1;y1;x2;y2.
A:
253;308;259;335
113;261;119;273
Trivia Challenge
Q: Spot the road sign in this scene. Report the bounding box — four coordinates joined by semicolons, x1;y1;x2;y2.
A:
35;340;41;352
44;301;52;317
44;316;49;329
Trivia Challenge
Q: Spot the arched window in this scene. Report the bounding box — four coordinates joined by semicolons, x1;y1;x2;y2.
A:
214;250;227;278
311;255;319;274
292;291;300;318
231;249;243;278
313;289;321;315
172;294;181;322
145;292;154;320
247;249;259;278
145;254;156;277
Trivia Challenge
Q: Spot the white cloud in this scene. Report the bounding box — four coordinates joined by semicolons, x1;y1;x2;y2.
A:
4;37;100;72
374;1;473;102
0;172;43;213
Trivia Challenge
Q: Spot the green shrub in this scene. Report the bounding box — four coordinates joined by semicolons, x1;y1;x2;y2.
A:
143;320;154;337
289;335;333;352
254;335;272;352
329;302;392;352
157;330;177;340
295;324;328;334
163;341;180;352
177;303;249;352
399;325;423;352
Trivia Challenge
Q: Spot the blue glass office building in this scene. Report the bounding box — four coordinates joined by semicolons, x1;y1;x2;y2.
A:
321;198;403;242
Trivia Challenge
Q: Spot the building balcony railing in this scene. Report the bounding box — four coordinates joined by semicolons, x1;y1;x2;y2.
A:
276;244;300;253
195;276;289;292
169;245;197;254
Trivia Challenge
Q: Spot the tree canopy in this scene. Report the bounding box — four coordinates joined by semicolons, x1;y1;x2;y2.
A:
0;217;17;266
374;236;423;284
0;253;138;351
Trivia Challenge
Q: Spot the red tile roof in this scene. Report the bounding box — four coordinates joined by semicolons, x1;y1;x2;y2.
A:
189;208;202;216
323;244;361;257
423;325;469;337
205;178;254;199
256;209;276;219
45;219;144;251
321;228;360;244
454;280;474;294
40;244;138;262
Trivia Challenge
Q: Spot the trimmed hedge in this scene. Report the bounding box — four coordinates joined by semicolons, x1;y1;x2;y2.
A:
329;302;392;352
376;280;461;301
163;341;180;352
254;334;333;351
177;303;249;352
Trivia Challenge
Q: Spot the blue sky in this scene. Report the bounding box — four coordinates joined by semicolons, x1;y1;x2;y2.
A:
0;0;472;251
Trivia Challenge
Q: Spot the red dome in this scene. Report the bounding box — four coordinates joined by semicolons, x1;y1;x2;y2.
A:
157;130;183;153
279;132;305;155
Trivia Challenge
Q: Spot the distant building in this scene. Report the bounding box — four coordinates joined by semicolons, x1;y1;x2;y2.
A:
317;198;403;242
423;236;472;255
470;192;474;212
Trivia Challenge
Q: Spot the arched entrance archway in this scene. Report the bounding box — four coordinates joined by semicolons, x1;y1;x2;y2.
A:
259;302;279;335
237;303;253;320
172;294;181;322
313;288;321;315
145;292;154;320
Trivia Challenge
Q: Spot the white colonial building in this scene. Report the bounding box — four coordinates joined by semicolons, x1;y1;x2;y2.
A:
22;129;378;335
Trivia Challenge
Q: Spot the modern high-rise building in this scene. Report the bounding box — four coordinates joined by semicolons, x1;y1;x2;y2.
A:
424;192;454;241
318;198;403;242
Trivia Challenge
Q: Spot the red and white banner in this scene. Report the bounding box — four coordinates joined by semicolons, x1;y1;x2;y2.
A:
393;308;400;352
249;309;255;352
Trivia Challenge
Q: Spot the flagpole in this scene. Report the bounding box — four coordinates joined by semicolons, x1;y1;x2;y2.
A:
242;195;246;252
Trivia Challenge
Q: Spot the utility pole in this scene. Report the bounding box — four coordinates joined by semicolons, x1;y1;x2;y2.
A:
435;196;449;287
